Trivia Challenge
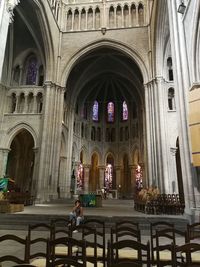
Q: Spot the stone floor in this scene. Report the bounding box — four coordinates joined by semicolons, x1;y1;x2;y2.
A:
0;199;190;267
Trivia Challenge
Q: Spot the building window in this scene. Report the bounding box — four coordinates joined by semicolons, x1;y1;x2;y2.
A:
107;102;114;122
168;88;175;110
92;100;99;121
122;101;128;121
167;57;174;81
77;163;84;191
26;55;37;85
105;164;113;190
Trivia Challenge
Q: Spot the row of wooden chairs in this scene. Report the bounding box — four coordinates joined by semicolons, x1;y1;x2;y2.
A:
1;219;200;266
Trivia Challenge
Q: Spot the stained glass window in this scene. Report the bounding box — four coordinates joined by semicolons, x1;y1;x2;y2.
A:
26;56;37;85
105;164;113;190
122;101;128;121
77;163;84;191
135;164;143;191
92;100;99;121
107;102;114;122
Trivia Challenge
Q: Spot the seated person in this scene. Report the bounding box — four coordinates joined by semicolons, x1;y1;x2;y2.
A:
69;199;84;228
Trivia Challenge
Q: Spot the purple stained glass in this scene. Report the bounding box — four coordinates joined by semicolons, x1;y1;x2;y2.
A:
107;102;114;122
92;100;99;121
26;56;37;85
122;101;128;121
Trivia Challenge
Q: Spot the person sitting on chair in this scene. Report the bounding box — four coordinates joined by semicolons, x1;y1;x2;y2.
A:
69;199;84;228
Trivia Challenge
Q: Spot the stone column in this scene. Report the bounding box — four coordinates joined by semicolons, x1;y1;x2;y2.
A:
98;165;105;189
0;148;10;177
135;4;139;26
129;164;137;194
115;166;121;199
115;166;121;188
170;147;178;194
83;164;90;193
36;82;64;202
167;0;195;213
0;0;20;80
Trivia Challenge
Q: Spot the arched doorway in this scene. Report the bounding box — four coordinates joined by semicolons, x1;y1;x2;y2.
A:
90;153;99;192
6;129;35;192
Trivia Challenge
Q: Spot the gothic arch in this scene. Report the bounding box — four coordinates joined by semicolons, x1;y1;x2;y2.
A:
6;122;37;148
61;39;149;86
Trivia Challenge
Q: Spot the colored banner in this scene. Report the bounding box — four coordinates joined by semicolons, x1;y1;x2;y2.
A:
0;178;8;192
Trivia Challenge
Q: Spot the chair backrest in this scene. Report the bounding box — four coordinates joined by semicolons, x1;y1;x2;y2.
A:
51;218;72;239
47;236;86;266
50;258;86;267
83;219;106;265
115;221;139;230
0;234;29;265
27;223;54;263
187;222;200;241
172;242;200;266
150;221;174;262
111;226;141;247
28;223;54;241
107;239;151;267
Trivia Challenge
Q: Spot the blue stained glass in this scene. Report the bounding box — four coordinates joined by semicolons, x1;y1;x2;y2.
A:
92;100;99;121
107;102;114;122
26;56;37;85
122;101;128;121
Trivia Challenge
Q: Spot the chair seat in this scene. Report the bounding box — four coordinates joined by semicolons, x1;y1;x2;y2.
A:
86;247;106;257
55;245;78;255
182;252;200;262
118;249;138;259
153;250;172;261
86;262;104;267
30;258;46;267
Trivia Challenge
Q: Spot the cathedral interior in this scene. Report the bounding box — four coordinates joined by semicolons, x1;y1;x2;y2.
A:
0;0;200;217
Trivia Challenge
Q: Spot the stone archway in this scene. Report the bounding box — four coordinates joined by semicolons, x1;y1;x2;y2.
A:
6;129;35;192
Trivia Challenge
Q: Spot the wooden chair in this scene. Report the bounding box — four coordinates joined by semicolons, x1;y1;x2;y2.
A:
27;223;54;267
0;234;29;265
73;224;102;267
154;228;187;267
47;236;86;267
83;219;106;267
172;242;200;267
150;221;174;264
107;239;151;267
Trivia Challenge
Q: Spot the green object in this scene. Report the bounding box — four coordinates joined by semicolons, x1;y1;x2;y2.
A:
0;178;8;192
79;194;96;207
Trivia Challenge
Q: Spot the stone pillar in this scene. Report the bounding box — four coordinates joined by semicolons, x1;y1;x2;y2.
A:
170;147;178;194
129;164;137;194
98;165;105;189
128;5;131;27
0;148;10;177
115;166;121;188
83;164;90;193
167;0;195;213
36;82;64;202
135;4;139;26
0;0;20;80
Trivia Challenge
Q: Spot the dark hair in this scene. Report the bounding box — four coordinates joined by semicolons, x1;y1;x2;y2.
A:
75;199;81;205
